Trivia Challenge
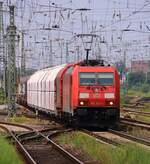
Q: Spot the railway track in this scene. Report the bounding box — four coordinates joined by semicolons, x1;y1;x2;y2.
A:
109;129;150;146
0;110;37;119
82;129;121;147
18;129;83;164
0;121;149;163
0;122;84;164
120;118;150;130
0;121;33;131
82;128;150;148
123;109;150;117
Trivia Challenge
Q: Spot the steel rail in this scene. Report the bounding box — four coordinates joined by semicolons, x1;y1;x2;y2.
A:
109;129;150;146
17;127;64;139
18;129;72;142
17;128;84;164
0;111;8;115
10;131;37;164
81;129;120;146
0;111;37;119
120;118;150;129
0;125;36;164
0;121;84;163
123;109;150;117
45;132;84;164
0;121;33;131
0;125;9;133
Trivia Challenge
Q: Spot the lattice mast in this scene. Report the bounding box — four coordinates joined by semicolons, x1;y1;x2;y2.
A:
6;5;17;116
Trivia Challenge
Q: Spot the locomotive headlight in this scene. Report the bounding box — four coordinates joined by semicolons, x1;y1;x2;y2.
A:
105;93;114;99
109;101;114;105
80;101;84;105
79;93;89;98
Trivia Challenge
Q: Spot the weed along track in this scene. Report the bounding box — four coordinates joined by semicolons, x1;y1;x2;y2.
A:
51;130;150;164
0;108;150;164
120;117;150;129
1;119;150;164
82;128;150;147
119;118;150;140
108;129;150;147
80;128;150;154
81;129;121;147
123;109;150;116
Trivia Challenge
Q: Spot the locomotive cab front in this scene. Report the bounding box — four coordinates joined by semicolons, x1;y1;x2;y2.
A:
79;71;115;107
73;66;120;128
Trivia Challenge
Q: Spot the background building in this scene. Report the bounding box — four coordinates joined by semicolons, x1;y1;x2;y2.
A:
131;60;150;73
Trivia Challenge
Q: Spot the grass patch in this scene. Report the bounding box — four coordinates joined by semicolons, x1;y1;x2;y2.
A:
120;90;126;107
135;115;150;124
121;88;150;108
56;131;150;164
125;126;150;139
0;136;23;164
0;88;6;105
127;90;150;97
8;115;50;125
140;108;150;113
121;89;150;123
141;102;150;113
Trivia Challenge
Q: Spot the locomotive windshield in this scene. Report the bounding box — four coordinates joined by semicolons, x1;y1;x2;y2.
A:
79;72;114;85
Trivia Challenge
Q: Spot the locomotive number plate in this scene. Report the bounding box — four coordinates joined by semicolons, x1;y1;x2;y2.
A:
93;93;100;98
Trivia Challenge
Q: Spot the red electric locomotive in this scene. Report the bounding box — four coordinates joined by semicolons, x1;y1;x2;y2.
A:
17;60;120;128
55;60;120;128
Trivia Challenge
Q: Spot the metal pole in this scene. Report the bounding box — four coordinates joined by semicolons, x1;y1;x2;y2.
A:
49;39;53;66
7;5;17;116
86;49;90;64
66;42;69;63
60;41;63;64
21;31;25;75
76;46;80;61
0;2;4;88
4;35;7;97
123;48;127;100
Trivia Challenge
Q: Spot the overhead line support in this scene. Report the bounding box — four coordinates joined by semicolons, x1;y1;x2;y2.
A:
6;5;17;116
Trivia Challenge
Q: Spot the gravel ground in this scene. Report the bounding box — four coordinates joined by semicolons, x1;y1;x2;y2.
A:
0;124;30;132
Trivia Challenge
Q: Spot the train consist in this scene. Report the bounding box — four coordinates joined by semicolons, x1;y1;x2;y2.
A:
17;60;120;128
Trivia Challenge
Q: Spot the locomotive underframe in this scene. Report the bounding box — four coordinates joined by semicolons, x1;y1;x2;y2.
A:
73;107;120;128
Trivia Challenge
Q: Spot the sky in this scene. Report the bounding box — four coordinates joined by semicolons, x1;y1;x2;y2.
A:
2;0;150;69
